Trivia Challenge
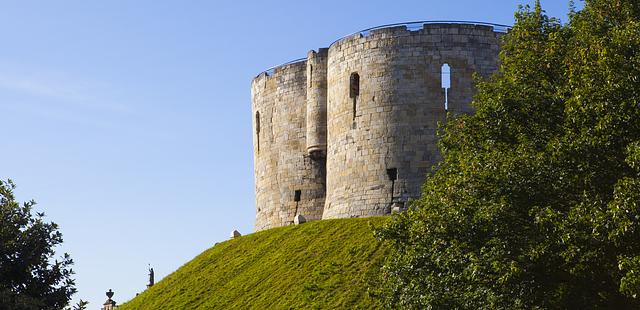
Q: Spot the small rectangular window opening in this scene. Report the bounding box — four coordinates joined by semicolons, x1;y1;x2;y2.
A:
386;168;398;181
294;190;301;202
387;168;398;203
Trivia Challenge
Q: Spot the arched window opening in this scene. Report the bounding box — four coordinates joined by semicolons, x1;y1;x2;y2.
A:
441;64;451;111
255;111;261;152
350;73;360;120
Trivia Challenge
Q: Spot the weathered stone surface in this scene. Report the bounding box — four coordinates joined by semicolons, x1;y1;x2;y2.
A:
252;23;503;231
294;214;307;225
252;61;326;231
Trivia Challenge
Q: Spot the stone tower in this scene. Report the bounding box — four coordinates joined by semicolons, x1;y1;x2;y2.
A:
252;59;326;231
252;22;506;231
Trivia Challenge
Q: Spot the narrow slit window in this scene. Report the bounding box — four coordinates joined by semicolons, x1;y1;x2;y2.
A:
441;64;451;111
255;111;261;152
350;73;360;98
294;190;301;202
350;73;360;120
308;64;313;88
387;168;398;203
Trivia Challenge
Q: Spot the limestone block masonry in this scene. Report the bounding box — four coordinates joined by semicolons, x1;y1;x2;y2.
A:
252;22;505;231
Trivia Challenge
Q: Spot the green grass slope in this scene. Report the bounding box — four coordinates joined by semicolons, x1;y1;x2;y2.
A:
118;217;389;309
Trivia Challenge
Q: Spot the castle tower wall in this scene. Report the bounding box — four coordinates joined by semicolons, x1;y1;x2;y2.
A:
305;48;329;156
252;61;326;231
322;24;502;219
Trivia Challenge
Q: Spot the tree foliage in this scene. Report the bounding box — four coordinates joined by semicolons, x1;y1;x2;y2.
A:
0;179;76;309
375;0;640;308
66;299;89;310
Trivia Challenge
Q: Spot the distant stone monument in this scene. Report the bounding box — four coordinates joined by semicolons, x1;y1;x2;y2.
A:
102;289;116;310
231;230;242;239
147;266;155;288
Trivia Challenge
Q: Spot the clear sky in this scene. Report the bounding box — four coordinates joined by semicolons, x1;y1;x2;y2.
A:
0;0;577;307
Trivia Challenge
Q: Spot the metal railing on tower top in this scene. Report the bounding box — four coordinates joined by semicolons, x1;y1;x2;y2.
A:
257;21;511;77
262;58;307;77
329;20;511;46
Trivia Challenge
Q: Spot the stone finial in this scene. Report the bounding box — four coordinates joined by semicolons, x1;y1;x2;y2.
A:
294;214;306;225
102;289;116;310
231;230;242;239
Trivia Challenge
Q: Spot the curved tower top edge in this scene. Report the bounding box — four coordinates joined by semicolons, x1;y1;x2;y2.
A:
253;58;307;80
253;21;510;79
328;20;510;46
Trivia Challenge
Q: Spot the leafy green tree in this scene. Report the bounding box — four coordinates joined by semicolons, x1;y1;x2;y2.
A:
0;179;76;309
66;299;89;310
375;0;640;308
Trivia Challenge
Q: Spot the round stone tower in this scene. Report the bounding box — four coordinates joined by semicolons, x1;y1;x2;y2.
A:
251;60;326;231
322;23;502;218
252;22;505;231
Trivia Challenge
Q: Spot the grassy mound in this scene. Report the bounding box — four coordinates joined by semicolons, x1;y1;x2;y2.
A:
118;217;389;309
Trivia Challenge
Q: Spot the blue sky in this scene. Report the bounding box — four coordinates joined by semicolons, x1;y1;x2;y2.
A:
0;0;577;307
